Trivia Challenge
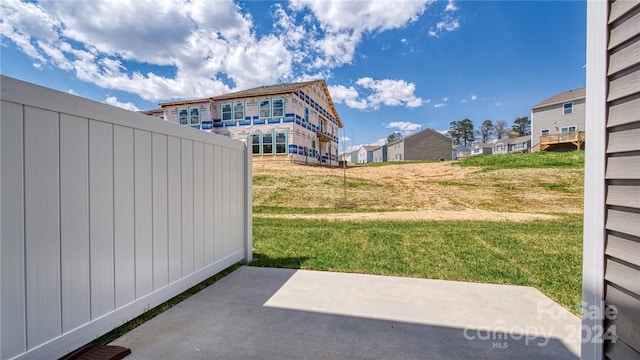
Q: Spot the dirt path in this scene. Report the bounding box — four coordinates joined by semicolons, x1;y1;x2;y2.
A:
255;209;558;222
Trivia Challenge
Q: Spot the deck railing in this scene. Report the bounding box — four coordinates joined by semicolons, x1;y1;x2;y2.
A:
540;131;585;145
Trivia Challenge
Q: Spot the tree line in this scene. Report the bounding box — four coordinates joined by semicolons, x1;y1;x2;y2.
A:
447;117;530;147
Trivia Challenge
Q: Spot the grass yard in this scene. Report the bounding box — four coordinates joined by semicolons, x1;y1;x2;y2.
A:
456;150;584;171
252;151;585;314
252;216;583;313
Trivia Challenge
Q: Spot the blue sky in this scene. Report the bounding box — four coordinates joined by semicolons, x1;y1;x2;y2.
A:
1;0;586;150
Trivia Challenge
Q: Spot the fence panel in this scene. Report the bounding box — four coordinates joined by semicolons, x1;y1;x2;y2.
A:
0;75;251;360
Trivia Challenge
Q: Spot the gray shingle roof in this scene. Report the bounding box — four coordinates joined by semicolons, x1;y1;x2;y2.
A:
211;80;320;100
532;88;585;110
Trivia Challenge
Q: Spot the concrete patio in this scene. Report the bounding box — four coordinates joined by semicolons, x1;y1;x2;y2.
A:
111;266;581;359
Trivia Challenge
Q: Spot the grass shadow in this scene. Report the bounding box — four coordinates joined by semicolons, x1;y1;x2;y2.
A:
251;252;311;269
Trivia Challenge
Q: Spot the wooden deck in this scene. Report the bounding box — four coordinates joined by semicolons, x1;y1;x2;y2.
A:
539;131;585;151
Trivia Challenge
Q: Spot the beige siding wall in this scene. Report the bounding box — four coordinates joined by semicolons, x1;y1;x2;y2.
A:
604;1;640;359
531;99;586;146
387;140;404;161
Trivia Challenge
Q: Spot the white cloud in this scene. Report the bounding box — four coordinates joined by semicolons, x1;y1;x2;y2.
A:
104;95;140;111
434;103;447;108
461;99;468;103
340;136;351;142
289;0;431;33
401;38;408;44
386;121;422;132
471;94;477;101
356;77;424;109
0;0;443;106
496;102;502;107
328;84;368;110
445;0;458;12
428;0;460;38
67;89;79;96
442;97;448;102
330;78;424;110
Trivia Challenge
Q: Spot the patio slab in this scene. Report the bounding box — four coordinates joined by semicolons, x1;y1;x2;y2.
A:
111;266;581;359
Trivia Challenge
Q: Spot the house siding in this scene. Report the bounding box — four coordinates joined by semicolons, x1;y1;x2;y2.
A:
387;140;405;161
532;98;586;147
372;145;387;163
158;81;342;166
403;130;452;161
603;1;640;359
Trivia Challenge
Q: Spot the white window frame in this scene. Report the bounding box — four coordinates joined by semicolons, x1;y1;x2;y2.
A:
189;107;201;127
178;108;189;125
561;125;577;133
221;103;233;122
272;98;284;118
563;102;573;115
233;101;245;121
259;99;271;119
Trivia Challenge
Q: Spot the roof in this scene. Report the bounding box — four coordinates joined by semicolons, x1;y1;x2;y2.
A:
387;128;451;146
140;108;164;115
211;80;319;100
532;88;585;110
473;143;494;149
361;145;380;152
158;97;212;107
493;135;531;145
508;135;531;144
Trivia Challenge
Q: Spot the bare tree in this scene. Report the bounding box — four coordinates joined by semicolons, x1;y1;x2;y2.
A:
475;120;493;143
493;120;509;140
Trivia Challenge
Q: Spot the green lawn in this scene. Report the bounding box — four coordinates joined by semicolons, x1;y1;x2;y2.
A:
252;215;583;313
456;150;584;171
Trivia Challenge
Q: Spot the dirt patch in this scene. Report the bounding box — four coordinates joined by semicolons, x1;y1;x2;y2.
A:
255;209;558;222
252;161;584;216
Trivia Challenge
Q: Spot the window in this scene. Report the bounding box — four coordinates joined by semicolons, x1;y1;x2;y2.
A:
178;107;200;127
221;103;232;121
262;133;273;154
541;129;550;136
189;107;200;126
259;100;271;118
563;102;573;115
304;107;309;124
178;108;188;125
273;99;284;118
275;133;286;154
561;125;577;133
252;134;260;154
233;102;244;120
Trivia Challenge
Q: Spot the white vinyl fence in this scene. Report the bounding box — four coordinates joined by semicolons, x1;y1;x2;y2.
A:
0;76;252;360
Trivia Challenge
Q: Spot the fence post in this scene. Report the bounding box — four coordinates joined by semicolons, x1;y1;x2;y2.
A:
244;138;253;263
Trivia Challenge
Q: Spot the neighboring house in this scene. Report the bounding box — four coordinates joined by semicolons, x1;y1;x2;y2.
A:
453;144;470;160
492;139;510;155
470;143;493;156
372;145;387;163
531;87;585;152
357;145;378;163
583;2;640;359
508;135;531;153
492;135;532;155
339;149;359;164
141;108;165;121
153;80;343;166
387;128;452;161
